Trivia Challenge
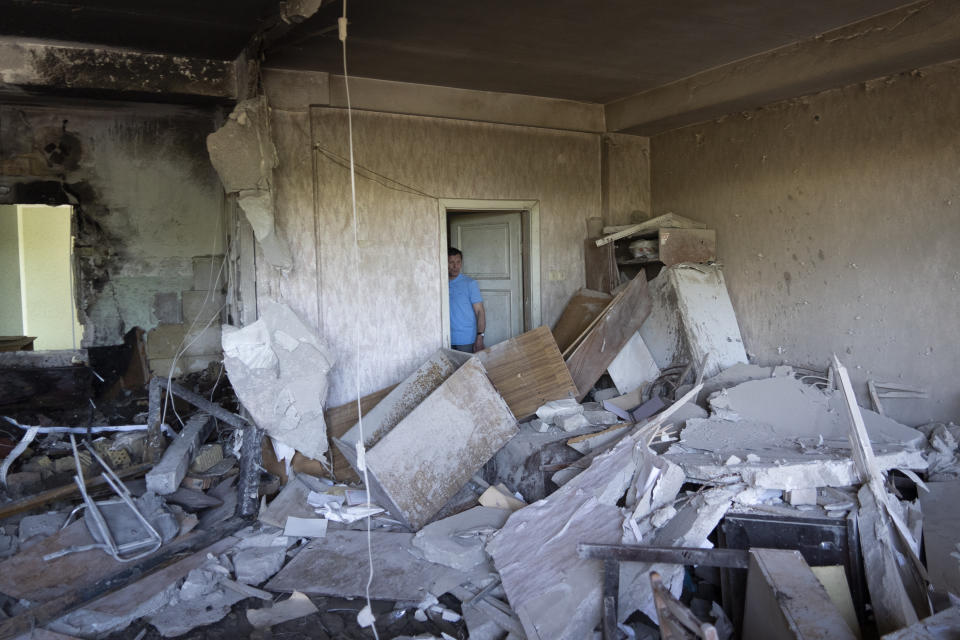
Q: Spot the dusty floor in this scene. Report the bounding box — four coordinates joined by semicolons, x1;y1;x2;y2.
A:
105;596;467;640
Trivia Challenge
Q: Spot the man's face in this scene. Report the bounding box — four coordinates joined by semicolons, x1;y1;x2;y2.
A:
448;254;462;279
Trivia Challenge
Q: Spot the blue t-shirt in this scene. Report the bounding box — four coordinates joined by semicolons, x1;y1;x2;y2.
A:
449;274;483;346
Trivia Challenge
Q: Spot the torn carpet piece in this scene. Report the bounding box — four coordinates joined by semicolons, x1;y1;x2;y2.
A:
222;302;334;459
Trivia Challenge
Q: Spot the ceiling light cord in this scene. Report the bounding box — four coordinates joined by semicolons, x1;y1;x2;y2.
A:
340;3;380;639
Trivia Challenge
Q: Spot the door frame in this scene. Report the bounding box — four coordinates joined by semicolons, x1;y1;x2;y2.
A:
438;198;541;348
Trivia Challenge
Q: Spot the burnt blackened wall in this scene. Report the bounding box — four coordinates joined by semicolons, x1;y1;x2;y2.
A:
0;101;227;376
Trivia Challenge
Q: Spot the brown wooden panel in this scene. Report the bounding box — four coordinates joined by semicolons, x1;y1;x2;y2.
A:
477;326;578;420
584;239;617;293
551;288;613;354
658;228;716;266
565;275;653;400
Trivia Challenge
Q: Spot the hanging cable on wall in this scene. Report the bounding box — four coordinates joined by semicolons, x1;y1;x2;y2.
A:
339;2;380;638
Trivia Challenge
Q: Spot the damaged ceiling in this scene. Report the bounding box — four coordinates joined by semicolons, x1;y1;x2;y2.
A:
0;0;944;109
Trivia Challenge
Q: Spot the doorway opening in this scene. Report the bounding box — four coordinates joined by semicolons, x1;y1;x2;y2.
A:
439;199;540;349
0;204;83;350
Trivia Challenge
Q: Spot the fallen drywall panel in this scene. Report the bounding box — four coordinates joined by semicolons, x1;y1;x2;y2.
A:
566;275;653;400
881;606;960;640
707;375;926;447
488;429;648;640
669;264;747;378
637;270;687;370
335;349;469;470
412;506;510;572
222;301;334;460
607;330;661;395
363;357;518;530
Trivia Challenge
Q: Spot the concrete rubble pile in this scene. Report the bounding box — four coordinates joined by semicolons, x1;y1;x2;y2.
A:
1;272;959;640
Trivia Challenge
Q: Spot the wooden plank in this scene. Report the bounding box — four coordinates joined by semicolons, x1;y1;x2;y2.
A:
743;548;857;640
594;213;706;247
584;239;618;293
552;288;613;353
658;228;716;266
477;326;578;419
565;275;653;400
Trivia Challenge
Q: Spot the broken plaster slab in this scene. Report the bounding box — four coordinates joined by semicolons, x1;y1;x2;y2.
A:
335;348;470;470
206;95;291;269
222;301;335;460
618;484;742;623
412;506;510;572
607;331;661;395
488;429;651;640
665;443;927;491
361;357;518;530
706;375;926;448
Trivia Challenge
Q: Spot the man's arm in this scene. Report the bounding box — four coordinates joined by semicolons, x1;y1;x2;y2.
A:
472;302;485;352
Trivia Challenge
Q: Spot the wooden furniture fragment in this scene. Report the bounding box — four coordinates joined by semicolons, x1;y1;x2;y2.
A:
651;571;719;640
595;213;706;247
477;325;578;419
565;275;653;400
551;288;613;354
658;228;716;266
584;239;618;293
0;336;36;352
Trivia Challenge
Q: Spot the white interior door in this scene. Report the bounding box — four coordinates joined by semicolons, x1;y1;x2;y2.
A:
449;212;523;348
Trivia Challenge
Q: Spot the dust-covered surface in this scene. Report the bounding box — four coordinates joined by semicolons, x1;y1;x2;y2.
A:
652;58;960;424
365;358;518;530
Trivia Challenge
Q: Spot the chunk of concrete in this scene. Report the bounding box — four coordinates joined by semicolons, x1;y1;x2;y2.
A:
786;488;818;506
148;557;245;637
233;546;287;585
536;398;583;424
412;506;510;572
145;412;214;495
222;301;335;460
557;412;591;432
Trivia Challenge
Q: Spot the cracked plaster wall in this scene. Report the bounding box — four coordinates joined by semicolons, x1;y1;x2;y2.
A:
0;102;226;375
651;60;960;425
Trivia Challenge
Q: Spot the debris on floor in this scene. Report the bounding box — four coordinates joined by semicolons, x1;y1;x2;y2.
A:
0;264;957;640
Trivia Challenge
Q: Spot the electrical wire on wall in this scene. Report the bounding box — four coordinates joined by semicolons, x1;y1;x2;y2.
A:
338;2;380;637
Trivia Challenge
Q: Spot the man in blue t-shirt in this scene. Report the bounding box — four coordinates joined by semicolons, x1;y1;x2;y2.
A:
448;247;486;353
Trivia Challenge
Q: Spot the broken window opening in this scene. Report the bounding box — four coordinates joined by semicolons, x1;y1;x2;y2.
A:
0;204;83;351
